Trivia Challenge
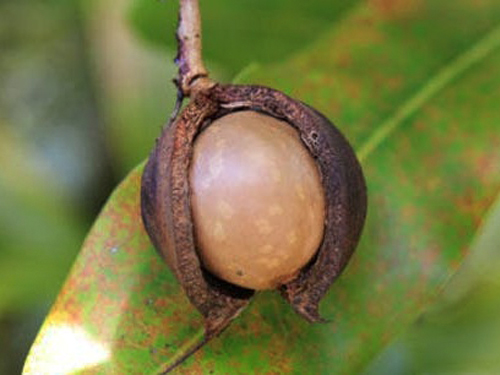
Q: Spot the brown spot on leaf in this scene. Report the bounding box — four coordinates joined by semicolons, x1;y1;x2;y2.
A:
370;0;424;19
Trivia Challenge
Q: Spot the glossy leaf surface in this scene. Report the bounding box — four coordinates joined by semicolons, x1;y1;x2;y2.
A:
24;1;500;374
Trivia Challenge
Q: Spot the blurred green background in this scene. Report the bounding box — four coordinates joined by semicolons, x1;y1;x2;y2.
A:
1;0;499;374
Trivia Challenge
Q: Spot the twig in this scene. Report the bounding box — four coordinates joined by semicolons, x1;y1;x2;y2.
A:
174;0;214;99
154;2;216;372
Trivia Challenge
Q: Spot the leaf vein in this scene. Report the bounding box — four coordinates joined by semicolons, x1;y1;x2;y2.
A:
357;23;500;163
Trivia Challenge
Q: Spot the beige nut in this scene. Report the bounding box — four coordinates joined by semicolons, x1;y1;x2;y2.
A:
189;110;326;290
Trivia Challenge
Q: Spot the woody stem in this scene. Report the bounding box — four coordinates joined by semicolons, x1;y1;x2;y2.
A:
175;0;214;98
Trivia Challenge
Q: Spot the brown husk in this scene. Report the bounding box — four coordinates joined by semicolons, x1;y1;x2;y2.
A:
141;84;367;335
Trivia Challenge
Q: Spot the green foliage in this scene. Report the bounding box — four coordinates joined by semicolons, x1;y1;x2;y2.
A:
0;129;84;314
128;0;361;74
0;1;115;372
23;1;500;374
0;0;100;315
365;197;500;374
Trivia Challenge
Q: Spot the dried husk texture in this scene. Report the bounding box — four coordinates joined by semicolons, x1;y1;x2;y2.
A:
141;84;367;330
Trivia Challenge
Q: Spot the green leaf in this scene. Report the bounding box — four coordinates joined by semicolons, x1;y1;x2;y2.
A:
128;0;361;73
364;196;500;374
24;1;500;374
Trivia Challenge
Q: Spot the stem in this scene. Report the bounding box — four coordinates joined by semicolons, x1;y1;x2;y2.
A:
175;0;214;98
153;328;208;375
151;3;224;373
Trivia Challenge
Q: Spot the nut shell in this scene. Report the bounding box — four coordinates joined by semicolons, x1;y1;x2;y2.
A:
190;110;326;290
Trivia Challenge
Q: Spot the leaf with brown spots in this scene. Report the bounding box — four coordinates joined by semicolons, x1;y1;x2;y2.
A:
24;1;500;374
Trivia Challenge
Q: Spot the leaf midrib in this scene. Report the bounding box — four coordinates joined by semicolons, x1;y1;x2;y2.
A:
356;23;500;163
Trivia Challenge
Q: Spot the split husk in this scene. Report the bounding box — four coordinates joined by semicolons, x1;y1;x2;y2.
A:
141;83;367;335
